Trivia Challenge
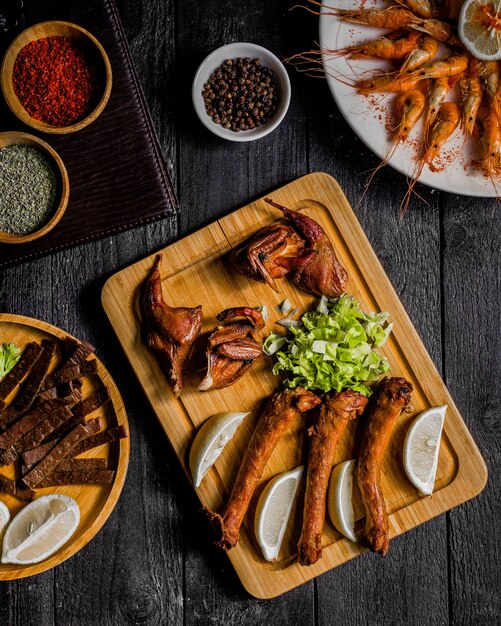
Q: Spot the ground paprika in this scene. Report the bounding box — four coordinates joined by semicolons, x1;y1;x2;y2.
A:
12;36;102;127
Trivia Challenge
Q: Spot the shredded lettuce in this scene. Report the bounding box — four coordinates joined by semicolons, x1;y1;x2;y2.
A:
266;295;392;396
0;343;21;380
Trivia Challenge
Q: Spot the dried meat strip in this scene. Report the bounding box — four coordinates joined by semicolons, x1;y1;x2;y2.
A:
71;425;127;457
71;388;110;419
23;423;90;488
0;400;60;450
0;473;36;501
15;340;57;411
55;458;109;471
66;340;95;366
36;469;115;488
44;391;107;444
14;406;73;454
40;360;98;391
0;342;43;403
21;416;103;470
0;405;23;431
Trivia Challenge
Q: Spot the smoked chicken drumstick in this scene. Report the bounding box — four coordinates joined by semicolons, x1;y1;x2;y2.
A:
142;255;203;397
357;377;413;557
204;387;321;550
298;389;368;566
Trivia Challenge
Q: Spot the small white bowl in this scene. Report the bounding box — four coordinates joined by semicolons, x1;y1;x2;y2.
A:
192;42;291;142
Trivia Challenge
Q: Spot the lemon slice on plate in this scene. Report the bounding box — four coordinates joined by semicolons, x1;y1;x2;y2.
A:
404;405;447;496
189;411;249;488
459;0;501;60
254;465;303;562
327;459;360;543
1;494;80;565
0;501;10;535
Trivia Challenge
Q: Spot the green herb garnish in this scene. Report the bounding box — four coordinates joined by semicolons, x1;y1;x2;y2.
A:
0;343;21;380
263;295;392;396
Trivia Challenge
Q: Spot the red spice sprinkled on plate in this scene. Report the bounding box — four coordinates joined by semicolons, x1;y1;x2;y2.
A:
13;36;102;127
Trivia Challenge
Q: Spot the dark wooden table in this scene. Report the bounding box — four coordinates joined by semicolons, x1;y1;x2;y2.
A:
1;1;500;624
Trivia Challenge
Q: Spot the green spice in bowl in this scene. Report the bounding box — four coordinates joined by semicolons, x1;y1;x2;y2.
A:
0;132;69;244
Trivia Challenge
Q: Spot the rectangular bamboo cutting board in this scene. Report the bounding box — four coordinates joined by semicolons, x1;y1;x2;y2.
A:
101;172;488;599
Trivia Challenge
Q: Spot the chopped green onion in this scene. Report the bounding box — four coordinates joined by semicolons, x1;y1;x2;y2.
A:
276;298;292;315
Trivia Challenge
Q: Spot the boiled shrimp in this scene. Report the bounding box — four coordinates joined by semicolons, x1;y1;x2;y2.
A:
362;88;427;195
422;77;450;140
476;106;501;181
357;73;426;93
329;31;421;61
407;52;468;80
478;61;500;100
394;0;436;19
402;102;460;213
399;35;439;75
327;6;453;42
286;31;421;71
461;59;483;135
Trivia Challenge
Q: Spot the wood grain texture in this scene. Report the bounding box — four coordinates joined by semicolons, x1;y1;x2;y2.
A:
102;173;487;599
1;0;499;623
442;199;501;625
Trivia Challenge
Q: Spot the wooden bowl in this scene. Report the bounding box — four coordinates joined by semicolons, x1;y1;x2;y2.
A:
0;131;70;243
1;21;112;134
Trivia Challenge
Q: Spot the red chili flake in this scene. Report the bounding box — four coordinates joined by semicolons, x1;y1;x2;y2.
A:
12;36;102;127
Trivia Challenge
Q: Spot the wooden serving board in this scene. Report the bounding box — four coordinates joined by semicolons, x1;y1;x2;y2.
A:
0;314;129;580
102;172;487;599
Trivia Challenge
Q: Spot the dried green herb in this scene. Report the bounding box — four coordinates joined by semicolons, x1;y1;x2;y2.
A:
0;144;57;234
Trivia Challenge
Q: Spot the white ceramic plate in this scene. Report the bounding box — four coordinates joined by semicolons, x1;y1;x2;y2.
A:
192;42;291;142
319;0;498;197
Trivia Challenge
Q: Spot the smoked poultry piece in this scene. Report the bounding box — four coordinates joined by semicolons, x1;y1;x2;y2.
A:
204;387;321;550
264;198;349;297
230;223;314;291
198;307;264;391
297;389;368;566
142;255;203;397
357;377;413;557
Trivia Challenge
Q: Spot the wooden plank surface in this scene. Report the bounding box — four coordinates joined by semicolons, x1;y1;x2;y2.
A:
102;172;487;599
0;0;498;623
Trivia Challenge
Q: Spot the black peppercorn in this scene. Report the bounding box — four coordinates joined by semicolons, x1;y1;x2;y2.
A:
202;57;280;132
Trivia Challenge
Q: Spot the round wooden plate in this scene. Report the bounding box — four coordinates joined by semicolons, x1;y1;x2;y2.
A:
0;313;129;580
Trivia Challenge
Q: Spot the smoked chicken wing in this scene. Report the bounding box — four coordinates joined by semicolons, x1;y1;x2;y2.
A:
204;387;321;550
357;377;413;556
142;255;203;397
298;389;368;566
198;307;264;391
264;198;349;297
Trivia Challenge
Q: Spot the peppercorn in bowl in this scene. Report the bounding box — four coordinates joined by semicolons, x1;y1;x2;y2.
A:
1;21;112;134
192;43;291;142
0;132;69;244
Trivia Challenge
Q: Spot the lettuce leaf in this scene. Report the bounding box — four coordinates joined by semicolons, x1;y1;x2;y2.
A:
0;343;21;380
267;295;391;396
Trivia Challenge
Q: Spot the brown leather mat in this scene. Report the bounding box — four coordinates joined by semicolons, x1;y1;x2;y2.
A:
0;0;177;268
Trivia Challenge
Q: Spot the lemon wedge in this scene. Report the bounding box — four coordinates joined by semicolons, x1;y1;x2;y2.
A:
254;465;303;562
327;459;361;542
1;494;80;565
459;0;501;61
189;411;249;488
0;501;10;536
404;405;447;496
